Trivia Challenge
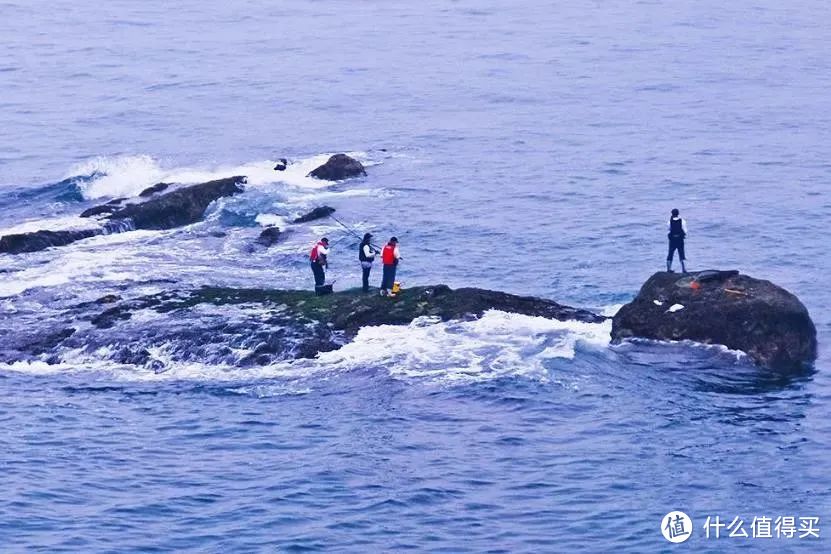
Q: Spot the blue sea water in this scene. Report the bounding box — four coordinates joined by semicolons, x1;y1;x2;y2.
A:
1;0;829;551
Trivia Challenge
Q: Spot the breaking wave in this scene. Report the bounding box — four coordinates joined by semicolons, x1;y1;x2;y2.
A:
0;311;613;389
65;152;376;200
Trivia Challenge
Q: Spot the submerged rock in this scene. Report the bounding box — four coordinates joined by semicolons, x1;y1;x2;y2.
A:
256;226;283;247
293;206;335;224
611;270;817;370
308;154;366;181
273;158;288;171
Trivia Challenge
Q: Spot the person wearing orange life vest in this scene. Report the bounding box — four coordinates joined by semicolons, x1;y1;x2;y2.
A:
379;236;401;296
309;237;329;291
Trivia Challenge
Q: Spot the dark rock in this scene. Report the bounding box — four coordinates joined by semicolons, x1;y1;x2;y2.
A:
91;306;135;329
139;182;171;197
293;206;335;224
4;177;246;255
113;346;152;365
81;197;132;218
85;284;605;363
256;226;282;247
89;176;246;230
80;204;120;218
308;154;366;181
0;228;104;254
273;158;288;171
95;294;121;304
32;328;76;352
611;270;817;370
318;285;606;336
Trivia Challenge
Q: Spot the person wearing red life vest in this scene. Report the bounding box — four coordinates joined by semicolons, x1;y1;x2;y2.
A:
379;236;401;296
309;237;329;291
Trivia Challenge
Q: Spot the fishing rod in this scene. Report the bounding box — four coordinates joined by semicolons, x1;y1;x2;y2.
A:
327;213;383;251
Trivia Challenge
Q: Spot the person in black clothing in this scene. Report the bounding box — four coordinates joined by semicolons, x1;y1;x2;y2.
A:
358;233;378;293
667;208;687;273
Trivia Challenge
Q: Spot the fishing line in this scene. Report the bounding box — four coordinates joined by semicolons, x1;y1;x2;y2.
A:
327;213;383;250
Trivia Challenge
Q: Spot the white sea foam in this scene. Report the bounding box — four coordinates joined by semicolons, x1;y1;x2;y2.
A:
601;303;624;317
309;311;613;384
67;152;373;200
612;337;749;363
0;215;99;236
0;310;613;387
0;229;165;298
254;214;289;228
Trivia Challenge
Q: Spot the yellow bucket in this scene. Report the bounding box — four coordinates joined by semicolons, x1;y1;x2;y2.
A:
391;281;401;294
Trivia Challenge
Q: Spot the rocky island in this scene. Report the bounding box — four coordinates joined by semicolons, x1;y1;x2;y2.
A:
612;270;817;370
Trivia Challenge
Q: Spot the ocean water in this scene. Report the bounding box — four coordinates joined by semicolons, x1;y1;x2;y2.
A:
1;0;829;551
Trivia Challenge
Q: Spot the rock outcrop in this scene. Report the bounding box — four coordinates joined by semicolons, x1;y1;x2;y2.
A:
81;285;605;366
0;220;134;255
0;228;104;254
256;227;282;247
293;206;335;224
83;176;246;230
2;177;246;255
611;270;817;369
308;154;366;181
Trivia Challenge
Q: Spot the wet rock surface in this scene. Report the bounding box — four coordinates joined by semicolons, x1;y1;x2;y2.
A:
292;206;335;224
612;270;817;370
256;227;283;247
2;177;246;255
0;285;603;370
84;176;246;230
0;228;104;254
308;154;366;181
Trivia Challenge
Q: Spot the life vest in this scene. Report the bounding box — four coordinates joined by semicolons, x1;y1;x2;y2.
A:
358;242;371;262
382;244;397;265
310;242;325;263
669;217;685;239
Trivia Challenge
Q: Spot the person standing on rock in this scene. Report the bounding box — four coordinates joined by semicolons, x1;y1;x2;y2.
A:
359;233;378;293
380;237;401;297
666;208;687;273
309;237;330;291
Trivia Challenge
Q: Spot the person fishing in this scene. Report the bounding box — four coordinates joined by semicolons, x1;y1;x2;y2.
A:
380;236;401;296
666;208;687;273
358;233;378;293
309;237;330;292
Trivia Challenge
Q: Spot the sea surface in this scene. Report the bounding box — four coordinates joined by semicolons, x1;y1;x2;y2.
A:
1;0;829;551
